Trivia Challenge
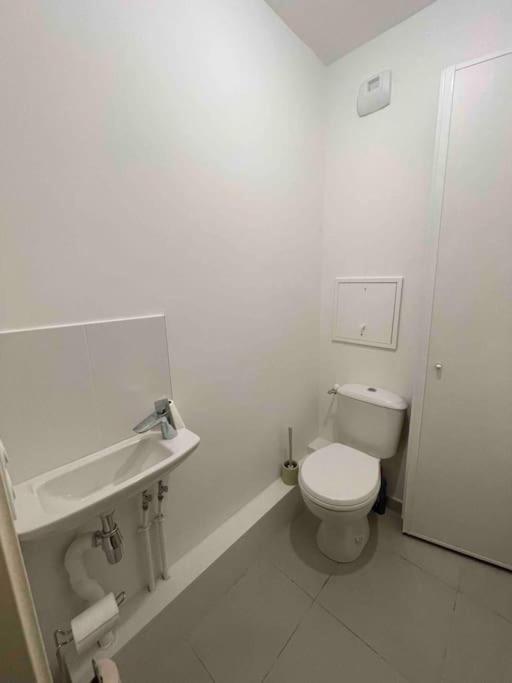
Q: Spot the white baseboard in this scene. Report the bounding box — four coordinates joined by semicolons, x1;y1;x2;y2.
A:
387;496;403;514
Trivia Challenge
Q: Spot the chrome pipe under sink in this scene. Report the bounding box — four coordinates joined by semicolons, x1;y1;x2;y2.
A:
94;511;123;565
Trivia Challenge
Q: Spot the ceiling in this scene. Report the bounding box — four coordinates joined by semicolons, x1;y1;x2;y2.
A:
265;0;437;64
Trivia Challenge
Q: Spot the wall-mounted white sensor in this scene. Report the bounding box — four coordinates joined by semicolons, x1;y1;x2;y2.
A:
357;70;392;117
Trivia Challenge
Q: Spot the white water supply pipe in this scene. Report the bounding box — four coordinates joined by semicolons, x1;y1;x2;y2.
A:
64;534;114;648
150;403;184;581
155;480;170;581
139;490;156;592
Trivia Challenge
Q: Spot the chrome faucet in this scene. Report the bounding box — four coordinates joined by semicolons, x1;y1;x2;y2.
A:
133;399;177;440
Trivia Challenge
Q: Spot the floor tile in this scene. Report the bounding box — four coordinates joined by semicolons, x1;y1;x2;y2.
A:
264;510;338;598
376;512;467;588
441;593;512;682
116;637;213;683
459;557;512;623
318;546;456;683
190;561;312;683
265;602;406;683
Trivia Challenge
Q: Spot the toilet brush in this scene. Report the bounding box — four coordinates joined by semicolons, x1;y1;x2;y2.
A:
281;426;299;486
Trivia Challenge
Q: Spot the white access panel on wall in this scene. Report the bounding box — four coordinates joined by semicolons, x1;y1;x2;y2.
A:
332;277;403;349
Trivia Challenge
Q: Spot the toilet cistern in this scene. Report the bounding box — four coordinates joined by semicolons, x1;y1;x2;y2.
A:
133;399;177;440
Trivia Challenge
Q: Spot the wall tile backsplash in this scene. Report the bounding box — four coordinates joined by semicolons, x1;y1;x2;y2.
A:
85;316;171;448
0;325;101;483
0;315;172;484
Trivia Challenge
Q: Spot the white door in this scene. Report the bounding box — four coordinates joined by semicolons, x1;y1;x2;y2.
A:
404;51;512;567
0;471;52;682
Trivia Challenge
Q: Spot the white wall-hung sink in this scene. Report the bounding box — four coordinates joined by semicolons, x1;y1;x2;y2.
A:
14;428;200;541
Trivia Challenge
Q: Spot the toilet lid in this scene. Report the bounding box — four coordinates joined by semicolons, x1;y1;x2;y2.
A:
300;443;380;509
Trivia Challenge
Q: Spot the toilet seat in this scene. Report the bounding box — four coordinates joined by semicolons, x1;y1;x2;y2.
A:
300;443;380;511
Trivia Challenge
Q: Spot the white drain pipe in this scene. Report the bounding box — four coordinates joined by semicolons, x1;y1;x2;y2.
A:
139;490;156;592
64;534;105;604
155;480;170;581
64;534;114;648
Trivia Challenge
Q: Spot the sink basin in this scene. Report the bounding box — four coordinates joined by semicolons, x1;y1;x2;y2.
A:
14;428;200;541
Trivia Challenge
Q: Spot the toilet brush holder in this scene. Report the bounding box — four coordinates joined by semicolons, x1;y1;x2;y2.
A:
281;460;299;486
281;426;298;486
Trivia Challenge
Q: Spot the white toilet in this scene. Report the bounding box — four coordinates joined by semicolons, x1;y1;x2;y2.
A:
299;384;407;563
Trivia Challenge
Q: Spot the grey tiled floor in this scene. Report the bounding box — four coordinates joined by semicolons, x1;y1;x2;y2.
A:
118;510;512;682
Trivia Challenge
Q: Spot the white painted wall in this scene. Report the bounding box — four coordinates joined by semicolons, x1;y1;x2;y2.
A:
0;0;324;666
319;0;512;500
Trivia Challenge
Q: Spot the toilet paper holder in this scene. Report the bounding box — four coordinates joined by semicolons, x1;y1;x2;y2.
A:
53;591;126;662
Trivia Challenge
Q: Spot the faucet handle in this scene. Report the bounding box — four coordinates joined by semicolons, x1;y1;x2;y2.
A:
154;398;170;415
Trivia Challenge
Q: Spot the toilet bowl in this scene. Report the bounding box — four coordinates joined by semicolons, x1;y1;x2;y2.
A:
299;443;381;562
299;383;406;562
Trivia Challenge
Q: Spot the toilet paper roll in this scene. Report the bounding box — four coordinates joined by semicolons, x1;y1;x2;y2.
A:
71;593;119;654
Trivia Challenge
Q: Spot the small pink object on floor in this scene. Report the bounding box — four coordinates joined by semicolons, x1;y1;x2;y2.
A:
96;659;121;683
